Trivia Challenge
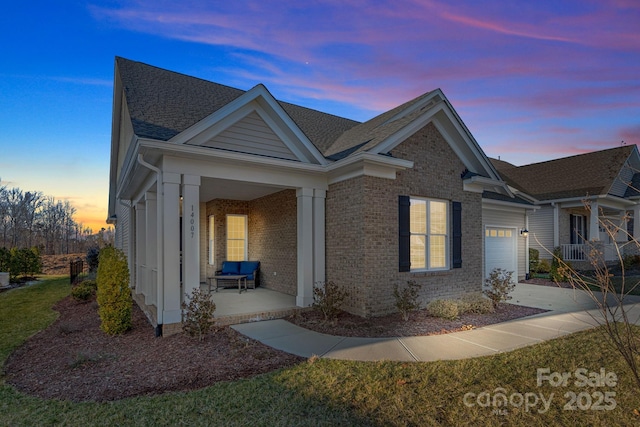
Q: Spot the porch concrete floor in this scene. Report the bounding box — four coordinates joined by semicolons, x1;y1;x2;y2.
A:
198;284;299;325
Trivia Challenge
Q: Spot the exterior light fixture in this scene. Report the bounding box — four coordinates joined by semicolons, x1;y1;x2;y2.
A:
520;228;529;238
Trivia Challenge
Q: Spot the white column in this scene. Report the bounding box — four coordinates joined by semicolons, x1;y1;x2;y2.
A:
313;189;326;285
182;174;201;299
145;192;157;306
135;202;146;295
163;173;182;324
589;200;600;241
297;188;314;307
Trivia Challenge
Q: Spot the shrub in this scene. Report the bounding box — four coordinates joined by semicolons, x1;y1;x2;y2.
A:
529;248;540;273
483;268;515;308
86;246;100;273
96;246;132;335
393;280;422;321
550;247;570;282
427;299;459;320
182;287;216;341
313;281;349;322
457;292;494;314
0;247;10;272
71;280;97;301
537;259;551;274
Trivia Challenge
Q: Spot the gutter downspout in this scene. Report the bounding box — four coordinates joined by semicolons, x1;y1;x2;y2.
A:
137;154;164;337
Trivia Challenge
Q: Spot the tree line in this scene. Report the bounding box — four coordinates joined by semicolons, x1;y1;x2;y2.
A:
0;179;112;255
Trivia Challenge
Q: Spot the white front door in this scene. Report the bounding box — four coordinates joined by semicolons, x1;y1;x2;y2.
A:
485;226;517;281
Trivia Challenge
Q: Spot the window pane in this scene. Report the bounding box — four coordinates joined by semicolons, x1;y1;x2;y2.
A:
430;235;446;268
410;200;426;234
410;235;426;269
429;201;447;234
227;240;245;261
208;215;215;265
227;215;246;239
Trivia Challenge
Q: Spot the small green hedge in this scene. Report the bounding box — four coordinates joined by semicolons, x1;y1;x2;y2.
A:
96;247;132;335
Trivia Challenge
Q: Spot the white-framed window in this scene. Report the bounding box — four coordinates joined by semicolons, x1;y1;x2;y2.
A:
226;214;247;261
410;198;449;270
208;215;215;265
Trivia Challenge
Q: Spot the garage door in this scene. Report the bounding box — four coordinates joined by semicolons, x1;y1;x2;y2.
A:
485;227;517;281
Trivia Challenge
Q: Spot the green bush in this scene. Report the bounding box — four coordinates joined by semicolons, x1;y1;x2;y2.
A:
393;280;422;321
550;247;570;282
457;292;494;314
2;247;41;281
0;247;10;272
313;281;349;322
483;268;515;308
182;288;216;341
427;299;459;320
529;248;540;273
537;259;551;274
71;280;97;301
96;246;132;335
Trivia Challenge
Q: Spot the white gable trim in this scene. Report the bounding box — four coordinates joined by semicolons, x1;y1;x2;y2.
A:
168;85;328;165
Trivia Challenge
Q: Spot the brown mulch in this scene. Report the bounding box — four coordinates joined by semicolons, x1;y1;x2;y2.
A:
288;303;548;338
4;292;548;403
522;277;574;289
3;296;303;402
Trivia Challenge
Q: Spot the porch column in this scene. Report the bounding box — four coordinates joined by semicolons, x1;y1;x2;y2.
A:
313;189;326;284
163;173;182;324
182;174;201;299
633;204;640;240
552;203;559;247
297;188;314;307
589;200;600;241
145;192;157;306
135;202;146;296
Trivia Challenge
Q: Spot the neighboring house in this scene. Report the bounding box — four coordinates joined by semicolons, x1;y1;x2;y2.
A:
108;57;529;334
492;146;640;266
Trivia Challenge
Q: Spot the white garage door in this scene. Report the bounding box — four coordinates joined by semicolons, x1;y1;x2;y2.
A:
485;227;517;281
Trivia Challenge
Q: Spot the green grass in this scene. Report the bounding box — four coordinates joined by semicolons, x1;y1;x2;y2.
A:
2;277;640;426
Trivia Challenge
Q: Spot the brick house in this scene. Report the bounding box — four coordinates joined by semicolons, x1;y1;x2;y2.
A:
108;57;531;334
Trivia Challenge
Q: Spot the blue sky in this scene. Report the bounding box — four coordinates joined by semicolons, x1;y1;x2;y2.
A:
1;1;638;231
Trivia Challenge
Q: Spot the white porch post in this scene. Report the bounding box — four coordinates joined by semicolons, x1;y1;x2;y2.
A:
589;200;600;241
313;189;326;285
145;192;157;306
297;188;314;307
163;173;182;324
182;175;201;299
633;205;640;240
135;202;146;296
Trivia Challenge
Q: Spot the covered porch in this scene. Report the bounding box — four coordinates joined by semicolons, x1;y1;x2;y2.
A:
121;142;328;335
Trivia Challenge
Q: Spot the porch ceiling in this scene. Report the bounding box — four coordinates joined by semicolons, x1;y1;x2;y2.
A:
199;177;286;201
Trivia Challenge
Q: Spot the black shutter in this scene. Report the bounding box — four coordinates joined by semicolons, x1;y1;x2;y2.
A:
399;195;411;272
452;201;462;269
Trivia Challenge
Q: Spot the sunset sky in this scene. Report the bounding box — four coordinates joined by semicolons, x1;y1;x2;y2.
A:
1;1;638;232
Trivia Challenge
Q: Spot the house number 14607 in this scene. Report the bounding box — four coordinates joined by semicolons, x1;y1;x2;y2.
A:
190;205;195;238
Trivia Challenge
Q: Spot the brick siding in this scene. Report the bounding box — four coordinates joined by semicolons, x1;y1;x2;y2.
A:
327;122;483;317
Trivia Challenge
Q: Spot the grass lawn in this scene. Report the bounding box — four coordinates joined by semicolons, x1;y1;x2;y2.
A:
2;277;640;426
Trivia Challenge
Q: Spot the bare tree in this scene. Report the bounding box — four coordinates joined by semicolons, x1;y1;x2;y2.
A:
549;202;640;391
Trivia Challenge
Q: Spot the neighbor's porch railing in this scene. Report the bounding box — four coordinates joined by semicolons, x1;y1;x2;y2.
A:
561;243;618;262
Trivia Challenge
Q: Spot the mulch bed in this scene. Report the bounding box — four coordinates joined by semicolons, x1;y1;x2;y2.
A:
4;290;548;403
3;296;303;402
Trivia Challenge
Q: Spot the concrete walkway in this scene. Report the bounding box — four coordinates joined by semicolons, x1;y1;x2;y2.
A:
231;283;640;362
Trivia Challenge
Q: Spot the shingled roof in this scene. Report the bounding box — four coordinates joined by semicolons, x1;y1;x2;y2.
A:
491;145;636;200
115;57;360;154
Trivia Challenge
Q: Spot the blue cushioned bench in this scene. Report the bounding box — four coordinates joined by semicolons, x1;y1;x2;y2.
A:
214;261;260;290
